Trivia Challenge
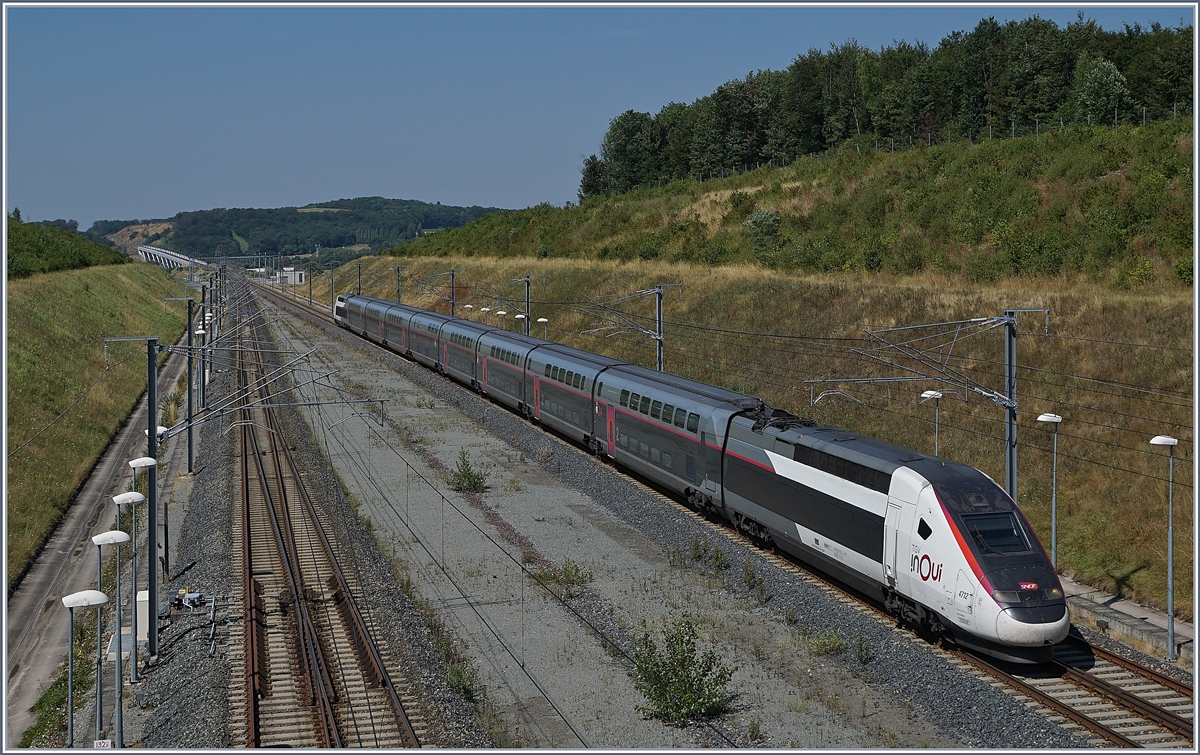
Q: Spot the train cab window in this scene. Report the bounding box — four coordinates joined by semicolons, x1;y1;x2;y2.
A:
639;396;651;414
674;408;687;428
686;413;700;432
962;513;1030;554
650;401;662;420
620;390;630;407
629;392;640;409
917;519;932;540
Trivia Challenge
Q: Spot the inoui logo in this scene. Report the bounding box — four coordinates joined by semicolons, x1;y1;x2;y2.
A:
910;553;943;582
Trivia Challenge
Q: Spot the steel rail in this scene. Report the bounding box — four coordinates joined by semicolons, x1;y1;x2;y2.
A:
280;435;420;747
948;647;1140;748
1051;661;1194;740
1062;635;1194;697
243;316;342;748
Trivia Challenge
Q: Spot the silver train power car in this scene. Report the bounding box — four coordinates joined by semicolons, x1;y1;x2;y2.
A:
334;293;1069;662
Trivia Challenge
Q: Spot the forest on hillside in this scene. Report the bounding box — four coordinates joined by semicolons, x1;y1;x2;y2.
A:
581;16;1192;197
86;196;505;258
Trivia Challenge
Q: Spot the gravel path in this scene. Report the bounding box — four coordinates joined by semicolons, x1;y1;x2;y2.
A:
257;292;1093;749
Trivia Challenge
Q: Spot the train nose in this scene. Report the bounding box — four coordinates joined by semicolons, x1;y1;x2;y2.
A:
994;603;1070;646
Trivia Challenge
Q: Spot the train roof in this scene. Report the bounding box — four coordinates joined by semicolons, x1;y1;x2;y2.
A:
606;364;760;409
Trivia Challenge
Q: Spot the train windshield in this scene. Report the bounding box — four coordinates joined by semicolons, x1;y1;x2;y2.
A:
961;513;1030;554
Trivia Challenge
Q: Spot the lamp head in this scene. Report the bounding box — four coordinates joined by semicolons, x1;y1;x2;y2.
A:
62;590;109;609
920;390;942;400
536;317;548;324
1037;413;1063;424
128;456;157;470
93;530;131;547
496;310;507;316
515;314;525;320
1150;435;1179;446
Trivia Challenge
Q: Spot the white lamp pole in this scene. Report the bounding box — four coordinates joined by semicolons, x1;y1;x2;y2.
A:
496;311;507;331
1150;434;1178;661
463;304;474;319
91;530;130;744
920;390;943;456
537;317;549;339
61;590;109;748
194;328;206;409
480;307;490;325
1037;414;1063;569
515;312;526;335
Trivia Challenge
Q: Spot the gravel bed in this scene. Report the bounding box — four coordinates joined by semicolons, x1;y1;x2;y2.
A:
259;295;1094;749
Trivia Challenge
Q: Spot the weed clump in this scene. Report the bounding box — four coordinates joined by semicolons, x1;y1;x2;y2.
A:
804;628;847;656
448;447;489;493
632;618;737;724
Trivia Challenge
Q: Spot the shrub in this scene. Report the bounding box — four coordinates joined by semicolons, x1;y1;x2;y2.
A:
448;448;488;493
1173;257;1193;285
632;618;737;724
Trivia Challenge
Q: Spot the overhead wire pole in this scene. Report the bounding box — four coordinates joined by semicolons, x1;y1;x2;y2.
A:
101;336;163;657
579;283;681;371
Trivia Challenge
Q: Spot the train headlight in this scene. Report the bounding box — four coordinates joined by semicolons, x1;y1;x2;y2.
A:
1046;586;1063;600
992;590;1021;603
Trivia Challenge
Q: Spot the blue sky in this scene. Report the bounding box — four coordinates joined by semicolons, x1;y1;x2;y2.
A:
4;4;1193;228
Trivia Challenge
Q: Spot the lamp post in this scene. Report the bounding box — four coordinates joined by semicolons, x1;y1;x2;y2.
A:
61;590;109;748
514;313;526;334
537;317;549;339
480;307;491;325
123;455;156;681
1037;414;1063;569
463;304;474;319
91;530;130;743
496;311;507;331
920;390;943;456
1150;434;1178;661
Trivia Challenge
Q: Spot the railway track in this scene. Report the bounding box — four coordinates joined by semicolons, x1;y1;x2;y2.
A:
226;286;421;748
251;279;1193;748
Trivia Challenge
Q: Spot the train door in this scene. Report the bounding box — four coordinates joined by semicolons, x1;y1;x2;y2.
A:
607;405;616;455
532;377;539;417
883;502;903;587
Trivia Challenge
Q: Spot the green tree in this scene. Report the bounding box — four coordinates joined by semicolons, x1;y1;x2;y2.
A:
1073;53;1130;122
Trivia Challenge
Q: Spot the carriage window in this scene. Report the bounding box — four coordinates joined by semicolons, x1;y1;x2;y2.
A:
597;382;603;396
573;374;582;389
545;364;551;377
662;404;674;423
552;366;560;380
639;441;649;458
639;396;651;414
650;401;662;420
674;408;687;427
651;447;660;463
663;452;672;469
566;370;574;385
629;393;640;409
686;413;700;432
620;390;630;407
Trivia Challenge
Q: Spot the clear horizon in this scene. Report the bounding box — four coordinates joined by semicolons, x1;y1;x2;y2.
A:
5;3;1193;228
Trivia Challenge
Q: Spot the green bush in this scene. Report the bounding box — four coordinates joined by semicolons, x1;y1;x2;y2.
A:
1174;257;1193;285
7;217;129;278
632;619;737;724
448;448;488;493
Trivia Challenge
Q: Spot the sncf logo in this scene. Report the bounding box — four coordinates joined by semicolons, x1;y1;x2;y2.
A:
1019;581;1039;590
910;553;943;582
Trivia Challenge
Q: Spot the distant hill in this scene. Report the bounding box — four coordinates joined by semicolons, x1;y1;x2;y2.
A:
7;215;130;278
89;196;506;259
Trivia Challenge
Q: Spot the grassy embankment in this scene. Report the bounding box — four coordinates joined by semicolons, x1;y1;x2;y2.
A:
7;217;129;278
303;252;1192;621
394;119;1192;287
7;263;190;590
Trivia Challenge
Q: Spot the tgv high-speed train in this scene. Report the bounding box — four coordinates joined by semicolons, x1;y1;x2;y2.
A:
334;293;1069;662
